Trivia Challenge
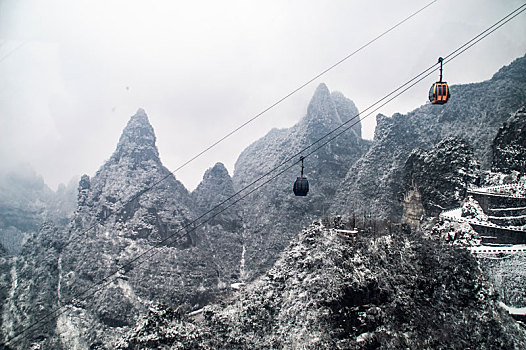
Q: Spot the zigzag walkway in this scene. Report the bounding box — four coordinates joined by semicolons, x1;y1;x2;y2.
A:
439;208;525;232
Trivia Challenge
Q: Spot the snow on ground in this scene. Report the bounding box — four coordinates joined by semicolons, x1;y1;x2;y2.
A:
57;306;90;350
440;207;525;232
441;208;463;220
2;258;18;341
499;302;526;316
231;282;246;290
468;245;526;255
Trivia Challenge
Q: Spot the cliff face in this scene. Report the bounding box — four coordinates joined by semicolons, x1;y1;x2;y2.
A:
232;83;370;278
0;165;77;254
431;107;526;311
332;55;526;219
1;223;64;349
192;162;242;231
401;137;479;218
492;106;526;174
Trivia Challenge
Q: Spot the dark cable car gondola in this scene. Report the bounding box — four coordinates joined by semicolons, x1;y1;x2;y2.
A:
429;57;450;105
293;156;309;196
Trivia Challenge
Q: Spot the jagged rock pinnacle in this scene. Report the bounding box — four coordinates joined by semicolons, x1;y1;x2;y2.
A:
193;162;239;230
300;83;362;137
304;83;340;125
203;162;229;181
111;109;160;164
194;162;234;206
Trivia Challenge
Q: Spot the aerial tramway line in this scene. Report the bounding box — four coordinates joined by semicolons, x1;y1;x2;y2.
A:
3;1;526;346
292;55;452;197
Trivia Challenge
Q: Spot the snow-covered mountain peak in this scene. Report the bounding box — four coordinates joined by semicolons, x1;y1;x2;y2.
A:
111;108;159;164
192;162;241;230
491;54;526;81
193;162;234;212
301;83;341;128
74;108;195;241
202;162;229;182
135;107;147;116
298;84;362;140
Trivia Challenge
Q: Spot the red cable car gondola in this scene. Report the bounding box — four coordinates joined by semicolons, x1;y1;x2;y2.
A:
429;57;450;105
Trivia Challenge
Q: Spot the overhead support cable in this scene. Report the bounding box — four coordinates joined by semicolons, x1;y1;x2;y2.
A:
52;0;441;260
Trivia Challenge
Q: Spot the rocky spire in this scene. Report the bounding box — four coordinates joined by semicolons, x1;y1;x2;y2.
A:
232;83;368;276
193;162;241;230
75;108;194;241
301;83;341;129
299;84;362;141
111;108;160;164
194;162;234;209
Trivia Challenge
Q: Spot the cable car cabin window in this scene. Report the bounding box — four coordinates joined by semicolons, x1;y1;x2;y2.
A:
429;84;435;102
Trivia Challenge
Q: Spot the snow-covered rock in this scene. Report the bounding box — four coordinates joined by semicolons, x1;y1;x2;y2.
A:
0;165;77;254
400;137;479;217
119;219;526;349
192;162;242;231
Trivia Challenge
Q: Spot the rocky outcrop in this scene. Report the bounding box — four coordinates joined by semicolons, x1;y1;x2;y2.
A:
479;254;526;308
0;165;77;254
401;186;425;228
74;108;195;244
1;223;63;349
192;162;242;231
401;137;479;217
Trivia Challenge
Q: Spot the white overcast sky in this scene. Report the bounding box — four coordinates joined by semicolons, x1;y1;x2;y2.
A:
1;0;525;191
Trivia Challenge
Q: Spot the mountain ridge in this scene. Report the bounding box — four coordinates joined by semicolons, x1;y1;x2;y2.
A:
2;55;526;349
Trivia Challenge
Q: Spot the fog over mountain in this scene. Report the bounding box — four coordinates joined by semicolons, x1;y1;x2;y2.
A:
1;0;525;190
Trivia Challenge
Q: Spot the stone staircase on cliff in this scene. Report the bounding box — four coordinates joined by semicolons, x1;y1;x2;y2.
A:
440;182;526;245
